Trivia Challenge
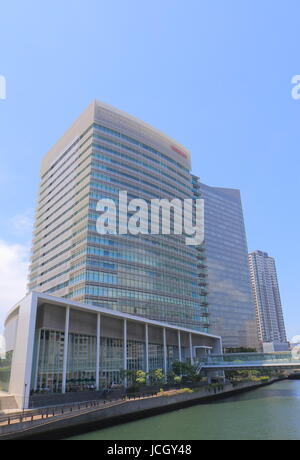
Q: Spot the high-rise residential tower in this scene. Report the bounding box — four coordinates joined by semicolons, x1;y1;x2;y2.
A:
248;250;287;349
28;101;209;332
199;183;258;350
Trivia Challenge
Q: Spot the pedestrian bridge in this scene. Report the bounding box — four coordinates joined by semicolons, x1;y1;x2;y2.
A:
197;352;300;372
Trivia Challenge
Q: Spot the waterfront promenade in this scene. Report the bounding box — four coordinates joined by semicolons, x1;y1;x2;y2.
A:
0;379;281;440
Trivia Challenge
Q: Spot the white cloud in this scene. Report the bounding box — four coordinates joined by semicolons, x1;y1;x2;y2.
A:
290;335;300;344
10;209;34;236
0;240;29;333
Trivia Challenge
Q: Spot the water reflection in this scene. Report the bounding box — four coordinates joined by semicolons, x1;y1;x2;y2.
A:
213;381;300;405
67;381;300;441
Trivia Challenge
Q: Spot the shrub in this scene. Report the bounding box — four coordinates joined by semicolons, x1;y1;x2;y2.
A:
149;369;165;385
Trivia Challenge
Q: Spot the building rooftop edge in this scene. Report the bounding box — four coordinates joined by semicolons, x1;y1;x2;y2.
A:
41;100;190;176
93;100;190;156
4;291;221;341
199;182;241;195
249;250;272;257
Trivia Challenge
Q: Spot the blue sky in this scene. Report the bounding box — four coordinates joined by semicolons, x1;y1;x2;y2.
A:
0;0;299;339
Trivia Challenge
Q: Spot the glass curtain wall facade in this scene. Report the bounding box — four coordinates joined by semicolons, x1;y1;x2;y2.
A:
0;352;13;393
34;330;184;393
28;101;208;332
31;303;197;394
199;182;258;350
191;175;209;331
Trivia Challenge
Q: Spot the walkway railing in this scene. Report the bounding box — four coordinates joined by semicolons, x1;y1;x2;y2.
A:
0;392;158;432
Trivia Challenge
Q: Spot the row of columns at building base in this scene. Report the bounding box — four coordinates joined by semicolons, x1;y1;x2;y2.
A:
60;307;195;394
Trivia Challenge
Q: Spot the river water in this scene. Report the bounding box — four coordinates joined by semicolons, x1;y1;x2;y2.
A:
68;380;300;440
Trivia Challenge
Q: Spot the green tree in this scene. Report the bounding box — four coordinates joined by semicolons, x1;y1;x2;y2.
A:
149;369;165;384
135;370;147;385
171;361;200;383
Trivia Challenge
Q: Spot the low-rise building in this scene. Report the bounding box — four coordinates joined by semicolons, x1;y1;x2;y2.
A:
3;292;222;409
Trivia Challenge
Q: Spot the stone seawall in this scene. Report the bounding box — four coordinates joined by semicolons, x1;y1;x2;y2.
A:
0;379;280;440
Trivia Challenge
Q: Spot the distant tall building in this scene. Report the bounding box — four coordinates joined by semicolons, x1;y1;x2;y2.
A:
248;251;287;348
199;183;258;350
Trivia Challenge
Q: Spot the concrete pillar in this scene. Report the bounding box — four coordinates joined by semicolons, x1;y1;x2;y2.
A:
62;306;70;394
163;328;168;377
124;319;128;387
96;313;101;391
178;330;182;362
33;330;41;391
145;324;149;374
189;333;194;364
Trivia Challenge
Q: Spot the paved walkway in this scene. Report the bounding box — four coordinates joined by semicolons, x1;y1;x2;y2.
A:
0;382;278;439
0;393;162;435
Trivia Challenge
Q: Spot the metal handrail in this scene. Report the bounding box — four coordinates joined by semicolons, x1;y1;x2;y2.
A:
0;392;158;429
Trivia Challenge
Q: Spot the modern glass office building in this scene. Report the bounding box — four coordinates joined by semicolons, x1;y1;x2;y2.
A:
28;101;208;332
199;183;258;350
